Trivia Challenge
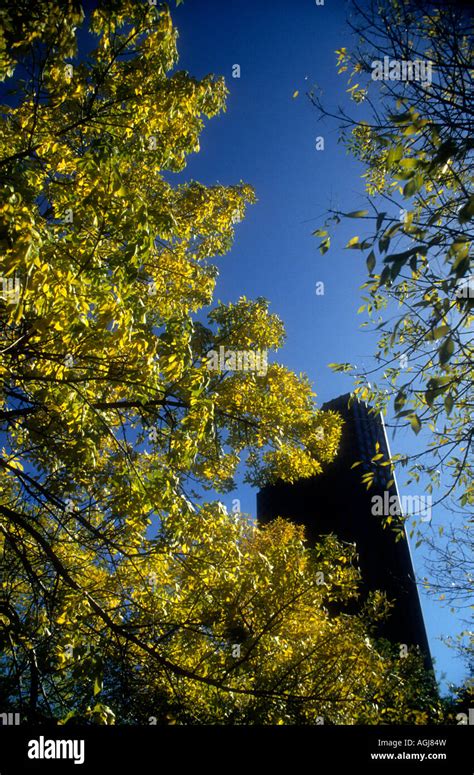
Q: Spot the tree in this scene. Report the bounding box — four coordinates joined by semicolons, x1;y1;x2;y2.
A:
0;0;439;724
310;0;473;536
422;519;473;608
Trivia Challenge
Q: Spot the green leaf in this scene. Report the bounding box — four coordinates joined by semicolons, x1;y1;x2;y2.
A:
386;145;403;164
431;325;450;341
431;139;458;167
394;390;407;412
390;257;406;281
438;337;454;365
458;195;474;223
450;240;469;268
366;250;376;274
319;237;330;254
424;391;433;408
403;123;419;137
410;414;421;434
327;362;355;372
388;111;412;124
403;174;424;197
346;210;369;218
399;158;418;172
93;675;103;696
345;236;361;249
385;223;402;238
453;255;470;277
379;266;392;286
383;247;417;265
444;394;454;416
398;160;420;180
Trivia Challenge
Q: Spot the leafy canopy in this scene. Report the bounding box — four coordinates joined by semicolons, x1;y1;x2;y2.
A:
0;0;439;724
312;0;473;522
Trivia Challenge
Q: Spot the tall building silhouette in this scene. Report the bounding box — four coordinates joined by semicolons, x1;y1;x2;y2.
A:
257;394;433;669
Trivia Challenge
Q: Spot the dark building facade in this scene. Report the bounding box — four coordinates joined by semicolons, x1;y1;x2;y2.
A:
257;394;433;669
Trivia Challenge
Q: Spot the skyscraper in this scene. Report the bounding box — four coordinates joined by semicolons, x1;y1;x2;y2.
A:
257;394;433;669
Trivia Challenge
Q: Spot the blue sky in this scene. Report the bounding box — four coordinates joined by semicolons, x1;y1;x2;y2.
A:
167;0;469;690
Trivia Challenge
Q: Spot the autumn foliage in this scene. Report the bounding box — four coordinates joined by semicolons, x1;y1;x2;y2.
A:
0;1;440;724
